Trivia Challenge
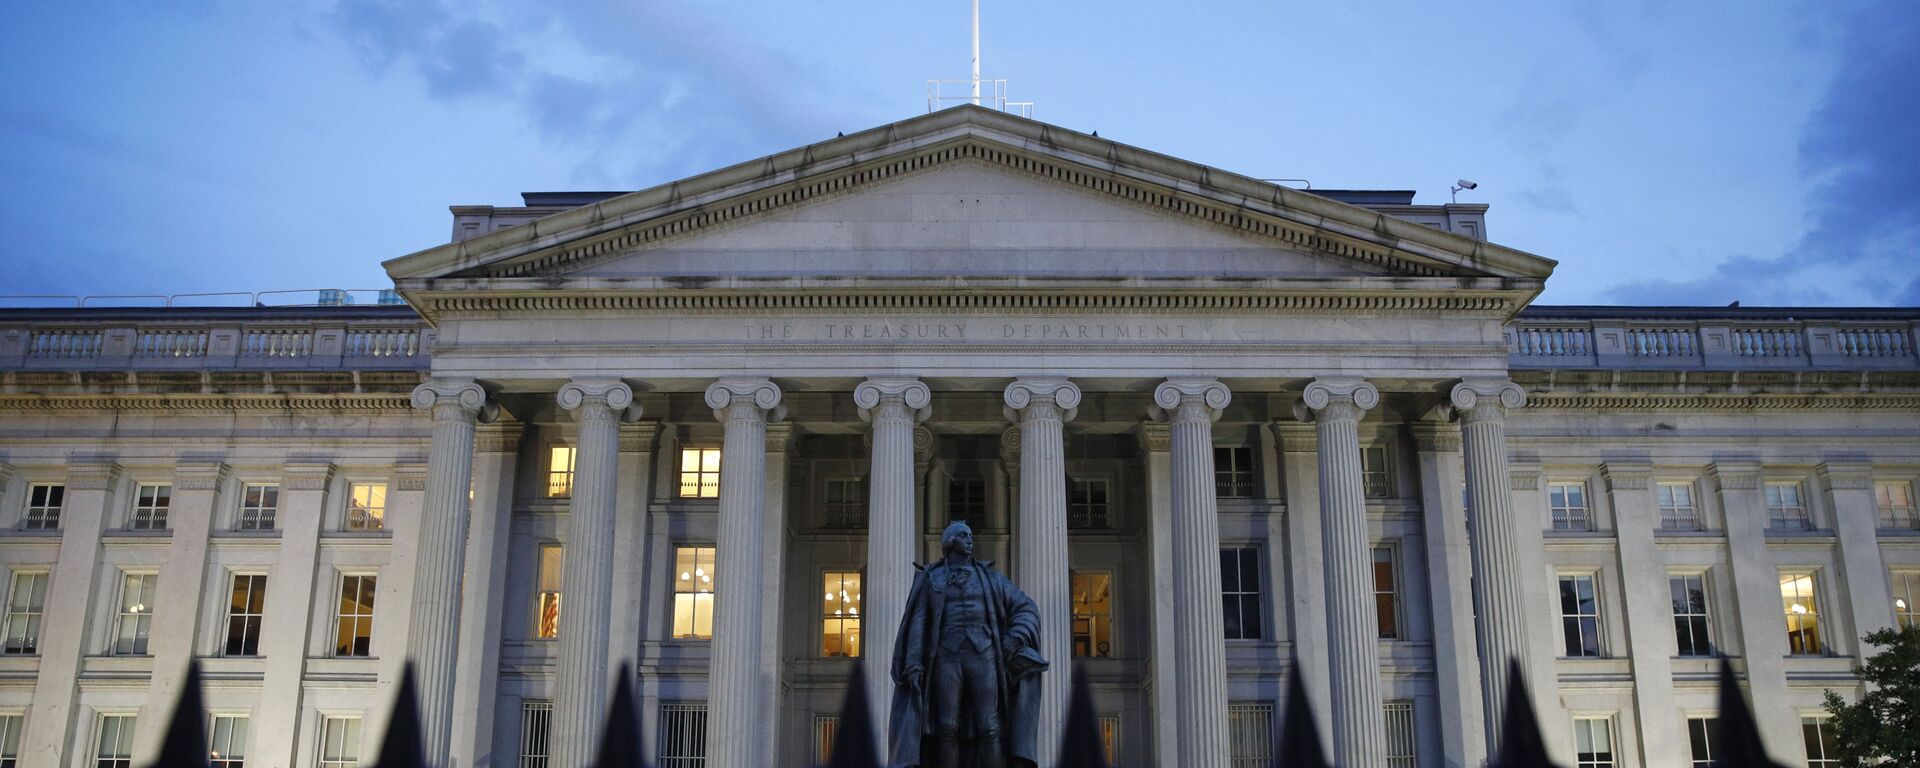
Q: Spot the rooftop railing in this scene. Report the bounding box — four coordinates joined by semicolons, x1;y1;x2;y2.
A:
1508;311;1919;370
0;309;431;371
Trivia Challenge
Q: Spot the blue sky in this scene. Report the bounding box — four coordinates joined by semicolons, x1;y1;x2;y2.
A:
2;1;1915;306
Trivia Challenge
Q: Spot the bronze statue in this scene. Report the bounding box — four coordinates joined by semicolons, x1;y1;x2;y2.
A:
889;521;1047;767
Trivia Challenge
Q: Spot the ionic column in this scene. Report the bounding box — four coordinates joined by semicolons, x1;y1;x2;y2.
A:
1154;378;1234;767
553;379;636;768
407;378;497;763
1297;379;1387;767
1449;378;1531;755
1003;377;1081;760
856;376;932;749
704;378;784;768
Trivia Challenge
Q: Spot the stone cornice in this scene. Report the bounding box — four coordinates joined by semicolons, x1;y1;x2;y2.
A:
1522;392;1920;411
0;393;416;413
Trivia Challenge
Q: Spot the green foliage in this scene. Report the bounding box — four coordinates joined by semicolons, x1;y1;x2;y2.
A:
1823;625;1920;767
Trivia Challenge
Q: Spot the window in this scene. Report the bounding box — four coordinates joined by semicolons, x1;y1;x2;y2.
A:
1558;574;1602;657
1550;482;1590;531
535;545;563;640
210;715;248;768
224;574;267;656
0;713;20;768
130;483;171;530
1360;444;1394;499
113;573;158;655
1801;716;1838;768
822;478;866;529
1099;716;1119;766
657;704;707;768
518;701;552;768
1893;570;1920;629
1572;717;1616;768
1227;702;1274;768
1067;478;1110;529
822;571;862;657
1071;571;1112;658
94;714;135;768
678;448;721;499
319;716;362;768
23;484;62;530
237;484;278;531
1670;574;1714;657
1374;546;1401;639
812;716;838;766
335;575;377;657
1220;547;1262;640
1659;482;1700;530
1215;446;1255;498
1686;716;1719;768
1879;480;1917;529
672;547;716;640
547;446;576;498
1384;701;1417;768
1780;571;1822;655
947;476;986;524
1765;482;1809;530
346;483;386;532
3;572;48;655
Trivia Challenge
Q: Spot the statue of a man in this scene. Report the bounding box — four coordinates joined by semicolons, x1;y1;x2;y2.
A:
888;521;1047;768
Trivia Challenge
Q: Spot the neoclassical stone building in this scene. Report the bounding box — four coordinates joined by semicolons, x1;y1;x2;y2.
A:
1;106;1916;768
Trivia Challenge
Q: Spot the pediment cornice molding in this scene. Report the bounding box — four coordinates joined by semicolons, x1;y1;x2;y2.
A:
1523;392;1920;411
0;393;414;413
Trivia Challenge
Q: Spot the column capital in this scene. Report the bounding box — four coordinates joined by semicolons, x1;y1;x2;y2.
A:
557;378;637;420
1294;378;1378;422
475;423;526;454
1449;378;1526;422
1410;422;1463;453
171;463;228;491
618;421;660;454
1817;462;1874;491
766;422;797;453
0;463;12;490
65;462;122;491
1137;422;1172;453
855;376;932;422
393;463;429;492
1269;420;1319;453
412;378;499;423
282;463;336;492
1153;377;1231;423
1003;377;1081;422
1601;463;1653;492
1509;466;1542;491
705;378;785;422
1709;462;1762;491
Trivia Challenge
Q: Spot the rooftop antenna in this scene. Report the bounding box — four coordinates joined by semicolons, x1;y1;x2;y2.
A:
928;1;1033;116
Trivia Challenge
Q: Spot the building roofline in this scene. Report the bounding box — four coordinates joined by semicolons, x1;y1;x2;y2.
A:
1520;304;1920;321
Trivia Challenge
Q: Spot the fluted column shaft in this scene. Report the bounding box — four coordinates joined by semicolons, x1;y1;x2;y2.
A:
1005;378;1081;761
1156;379;1234;768
553;379;634;768
1451;379;1531;754
705;378;782;768
857;377;931;751
408;379;494;764
1300;379;1387;768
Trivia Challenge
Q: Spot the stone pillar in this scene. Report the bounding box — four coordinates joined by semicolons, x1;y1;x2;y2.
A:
1297;379;1387;767
1136;422;1181;768
137;463;228;755
22;462;118;768
760;422;795;756
704;378;784;768
1154;378;1235;767
1711;462;1799;758
407;378;496;763
856;376;932;751
1410;423;1485;768
1450;378;1532;754
553;379;635;768
1601;463;1682;766
1003;377;1080;760
256;463;335;768
1273;421;1336;750
1820;462;1897;637
451;424;523;768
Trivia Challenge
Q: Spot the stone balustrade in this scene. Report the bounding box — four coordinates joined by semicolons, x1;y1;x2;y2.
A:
1508;308;1920;370
0;307;431;370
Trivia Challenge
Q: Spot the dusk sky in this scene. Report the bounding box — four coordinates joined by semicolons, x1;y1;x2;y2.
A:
2;1;1915;306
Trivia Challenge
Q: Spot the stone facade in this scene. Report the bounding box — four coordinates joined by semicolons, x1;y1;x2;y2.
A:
0;106;1916;768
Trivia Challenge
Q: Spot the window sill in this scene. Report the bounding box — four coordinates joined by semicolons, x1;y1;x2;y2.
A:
105;530;171;538
218;530;281;538
3;529;62;538
1876;527;1920;537
1654;528;1719;538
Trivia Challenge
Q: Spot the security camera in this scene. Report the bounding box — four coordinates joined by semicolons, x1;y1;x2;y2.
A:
1456;180;1478;190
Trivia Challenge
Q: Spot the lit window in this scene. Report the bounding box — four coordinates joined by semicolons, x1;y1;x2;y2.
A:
1558;574;1602;657
1780;571;1822;655
1220;547;1262;640
822;479;866;529
1099;716;1119;766
1227;703;1274;765
210;715;248;768
1550;482;1590;531
535;546;563;640
519;701;552;768
1374;546;1400;640
94;714;136;768
1658;482;1699;531
947;476;986;525
1893;571;1920;629
1802;716;1838;768
224;574;267;656
0;713;22;767
131;484;171;530
1071;571;1112;658
346;483;386;532
1572;717;1615;768
1384;701;1416;768
335;575;377;657
319;716;362;768
812;716;839;766
546;447;575;498
678;449;722;499
1686;717;1718;768
3;571;48;655
1360;445;1394;499
23;484;63;530
822;571;862;657
113;573;158;656
1878;481;1917;529
1215;446;1255;498
237;484;278;531
1765;482;1809;531
657;704;707;765
1068;478;1111;529
673;547;717;640
1670;574;1714;657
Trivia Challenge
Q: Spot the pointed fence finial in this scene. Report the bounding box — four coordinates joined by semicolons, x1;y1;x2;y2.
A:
1715;658;1782;768
825;661;880;768
149;659;209;768
373;664;425;768
594;664;646;768
1491;658;1559;768
1277;659;1329;768
1055;664;1108;768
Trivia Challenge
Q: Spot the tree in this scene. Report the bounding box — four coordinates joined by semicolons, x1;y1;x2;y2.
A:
1823;625;1920;767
